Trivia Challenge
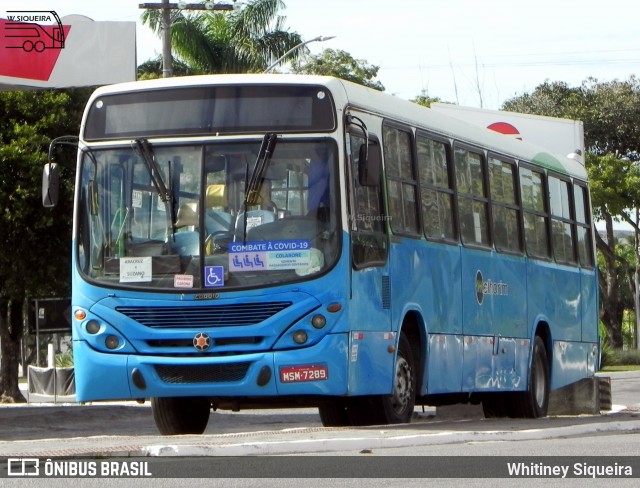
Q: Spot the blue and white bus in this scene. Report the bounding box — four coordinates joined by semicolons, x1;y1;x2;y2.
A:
44;75;603;434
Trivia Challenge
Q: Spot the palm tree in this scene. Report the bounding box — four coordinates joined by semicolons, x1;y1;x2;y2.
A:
141;0;304;74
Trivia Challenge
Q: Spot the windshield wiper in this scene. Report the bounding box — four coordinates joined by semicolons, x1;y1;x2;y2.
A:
242;133;277;243
133;138;176;237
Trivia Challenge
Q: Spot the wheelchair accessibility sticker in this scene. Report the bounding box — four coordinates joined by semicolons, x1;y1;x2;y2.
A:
204;266;225;287
228;240;311;272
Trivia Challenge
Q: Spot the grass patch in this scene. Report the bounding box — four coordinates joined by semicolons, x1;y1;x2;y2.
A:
600;364;640;372
602;348;640;367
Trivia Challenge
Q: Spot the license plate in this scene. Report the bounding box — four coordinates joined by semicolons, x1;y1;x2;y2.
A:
280;364;328;383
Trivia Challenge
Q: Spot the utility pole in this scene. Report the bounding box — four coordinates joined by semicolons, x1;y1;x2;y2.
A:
139;2;234;78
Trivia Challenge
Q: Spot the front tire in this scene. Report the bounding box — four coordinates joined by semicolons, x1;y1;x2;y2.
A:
349;333;416;425
151;396;211;435
318;403;351;427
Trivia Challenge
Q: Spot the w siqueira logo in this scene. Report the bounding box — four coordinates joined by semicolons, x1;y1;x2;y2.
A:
3;10;66;52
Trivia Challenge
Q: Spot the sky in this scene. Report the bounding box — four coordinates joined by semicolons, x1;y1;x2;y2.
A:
3;0;639;109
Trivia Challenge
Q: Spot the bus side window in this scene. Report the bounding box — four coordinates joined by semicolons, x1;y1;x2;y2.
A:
383;125;420;236
520;166;550;259
455;146;490;247
574;183;594;267
489;156;522;253
417;134;456;241
548;175;576;264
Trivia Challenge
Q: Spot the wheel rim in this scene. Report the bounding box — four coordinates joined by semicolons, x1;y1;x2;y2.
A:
391;356;413;414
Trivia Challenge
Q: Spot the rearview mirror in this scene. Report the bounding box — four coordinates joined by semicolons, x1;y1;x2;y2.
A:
42;162;60;208
358;142;381;187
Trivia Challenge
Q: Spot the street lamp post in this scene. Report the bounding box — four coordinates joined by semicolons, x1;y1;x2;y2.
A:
264;35;335;74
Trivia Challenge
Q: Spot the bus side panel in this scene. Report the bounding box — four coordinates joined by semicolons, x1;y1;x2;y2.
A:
397;240;462;395
462;336;528;391
527;259;584;389
527;260;582;342
527;260;582;341
551;341;597;389
460;248;527;337
419;242;463;336
426;334;464;393
347;331;397;395
460;248;527;391
349;269;391;333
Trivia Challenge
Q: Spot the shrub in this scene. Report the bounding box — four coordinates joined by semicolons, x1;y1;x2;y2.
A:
55;349;74;368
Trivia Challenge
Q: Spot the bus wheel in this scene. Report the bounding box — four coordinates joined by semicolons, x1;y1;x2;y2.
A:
510;336;550;418
151;396;211;435
318;403;351;427
354;334;416;425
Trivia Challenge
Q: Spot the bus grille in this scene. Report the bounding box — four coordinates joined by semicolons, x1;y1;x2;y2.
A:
154;362;251;384
116;302;291;328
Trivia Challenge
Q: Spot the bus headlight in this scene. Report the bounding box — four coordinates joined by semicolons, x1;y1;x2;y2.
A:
86;320;101;334
105;335;120;350
293;330;308;344
311;314;327;329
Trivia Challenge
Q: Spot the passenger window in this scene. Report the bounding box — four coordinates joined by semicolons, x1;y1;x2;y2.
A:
520;167;550;258
574;183;594;267
455;147;489;246
548;175;576;264
489;157;521;253
417;135;455;241
383;125;419;235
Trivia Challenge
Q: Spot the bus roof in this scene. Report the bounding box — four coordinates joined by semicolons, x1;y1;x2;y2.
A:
88;74;587;180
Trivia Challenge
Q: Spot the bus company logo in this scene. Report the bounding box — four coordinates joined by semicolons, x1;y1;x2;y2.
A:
193;332;211;352
475;270;509;305
3;10;66;52
7;458;40;476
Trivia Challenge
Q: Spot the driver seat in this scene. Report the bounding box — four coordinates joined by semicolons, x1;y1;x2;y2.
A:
205;184;233;233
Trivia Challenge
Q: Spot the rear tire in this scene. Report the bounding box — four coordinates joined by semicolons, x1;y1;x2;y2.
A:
151;396;211;435
509;336;550;418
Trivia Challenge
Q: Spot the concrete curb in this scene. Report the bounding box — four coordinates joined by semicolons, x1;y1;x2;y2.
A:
143;418;640;457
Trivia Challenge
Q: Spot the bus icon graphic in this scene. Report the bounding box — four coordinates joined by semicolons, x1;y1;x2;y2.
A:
4;11;65;52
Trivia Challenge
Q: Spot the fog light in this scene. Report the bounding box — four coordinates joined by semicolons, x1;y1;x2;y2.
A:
86;320;100;334
105;335;120;350
311;314;326;329
293;330;308;344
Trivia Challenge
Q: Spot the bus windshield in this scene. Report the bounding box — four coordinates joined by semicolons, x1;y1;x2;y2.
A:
76;138;339;291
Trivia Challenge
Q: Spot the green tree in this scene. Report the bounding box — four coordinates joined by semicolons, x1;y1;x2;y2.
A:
292;48;385;91
137;56;198;80
502;77;640;347
141;0;303;74
411;89;443;108
0;89;87;402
